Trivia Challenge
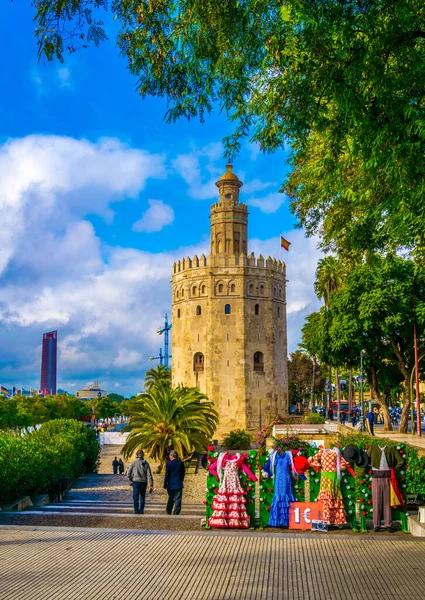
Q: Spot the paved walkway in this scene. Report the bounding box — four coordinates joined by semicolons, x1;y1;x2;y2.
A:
1;527;424;599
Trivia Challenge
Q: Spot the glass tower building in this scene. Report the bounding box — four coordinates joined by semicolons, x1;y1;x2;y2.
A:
40;330;57;395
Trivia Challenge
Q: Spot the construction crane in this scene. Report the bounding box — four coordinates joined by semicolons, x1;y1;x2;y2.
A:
148;313;172;368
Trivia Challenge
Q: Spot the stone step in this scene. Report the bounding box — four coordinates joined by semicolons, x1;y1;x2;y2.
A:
34;504;205;516
0;510;202;531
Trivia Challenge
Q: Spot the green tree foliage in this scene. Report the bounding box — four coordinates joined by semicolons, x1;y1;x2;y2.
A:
105;393;125;402
121;382;218;467
32;1;425;256
221;429;252;450
143;364;172;391
0;419;99;504
89;396;121;419
288;350;324;405
0;394;91;431
302;254;425;432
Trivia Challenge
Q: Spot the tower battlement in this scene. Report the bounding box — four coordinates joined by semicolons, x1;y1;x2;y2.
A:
172;253;285;275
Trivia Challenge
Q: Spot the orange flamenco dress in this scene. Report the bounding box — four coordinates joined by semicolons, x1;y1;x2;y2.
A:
309;448;355;526
208;453;257;529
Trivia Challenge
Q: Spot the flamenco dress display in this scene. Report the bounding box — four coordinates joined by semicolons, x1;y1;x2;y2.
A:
208;453;257;529
308;448;353;526
263;451;296;527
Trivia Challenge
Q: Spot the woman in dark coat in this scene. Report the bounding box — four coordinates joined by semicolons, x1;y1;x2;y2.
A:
118;459;125;474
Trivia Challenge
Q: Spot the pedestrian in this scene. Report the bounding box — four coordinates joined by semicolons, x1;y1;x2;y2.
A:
350;408;357;428
112;456;119;474
118;458;125;474
164;450;185;515
328;408;334;421
127;450;154;514
366;408;377;436
340;410;346;425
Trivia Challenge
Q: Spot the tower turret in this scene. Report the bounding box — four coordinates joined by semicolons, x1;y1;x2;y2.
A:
210;164;248;258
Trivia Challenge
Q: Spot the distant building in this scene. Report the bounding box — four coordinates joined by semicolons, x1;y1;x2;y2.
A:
40;331;58;395
76;380;107;399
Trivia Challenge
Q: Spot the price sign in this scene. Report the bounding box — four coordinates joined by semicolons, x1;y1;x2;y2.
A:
288;502;325;530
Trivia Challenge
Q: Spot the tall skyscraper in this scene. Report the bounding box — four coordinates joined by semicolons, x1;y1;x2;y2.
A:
40;330;58;395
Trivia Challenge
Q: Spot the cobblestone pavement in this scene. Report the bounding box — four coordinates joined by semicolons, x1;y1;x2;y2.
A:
1;527;424;600
72;444;205;505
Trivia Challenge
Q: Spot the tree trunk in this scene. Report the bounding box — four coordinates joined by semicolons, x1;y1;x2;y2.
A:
336;367;341;421
390;335;411;433
369;364;392;431
348;368;353;410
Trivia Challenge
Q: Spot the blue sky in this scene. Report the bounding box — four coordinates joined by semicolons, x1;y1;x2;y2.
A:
0;4;321;396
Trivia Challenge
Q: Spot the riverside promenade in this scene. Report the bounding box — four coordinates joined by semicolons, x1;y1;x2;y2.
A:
1;526;425;599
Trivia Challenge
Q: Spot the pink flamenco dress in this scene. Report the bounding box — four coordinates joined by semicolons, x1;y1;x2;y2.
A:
208;452;257;529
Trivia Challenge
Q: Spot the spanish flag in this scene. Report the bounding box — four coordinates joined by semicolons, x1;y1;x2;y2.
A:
280;235;291;251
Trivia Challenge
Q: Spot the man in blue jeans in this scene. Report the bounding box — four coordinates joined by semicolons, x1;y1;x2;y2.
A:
127;449;153;514
164;450;185;515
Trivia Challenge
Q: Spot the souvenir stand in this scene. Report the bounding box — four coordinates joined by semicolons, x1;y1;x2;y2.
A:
204;430;417;533
257;434;358;531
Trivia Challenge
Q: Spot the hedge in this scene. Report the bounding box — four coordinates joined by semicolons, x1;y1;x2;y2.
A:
0;419;100;504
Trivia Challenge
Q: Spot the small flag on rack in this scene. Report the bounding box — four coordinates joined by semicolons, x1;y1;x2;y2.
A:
280;235;291;251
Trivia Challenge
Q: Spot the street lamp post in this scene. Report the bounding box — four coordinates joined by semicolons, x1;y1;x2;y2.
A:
324;379;331;419
359;350;367;432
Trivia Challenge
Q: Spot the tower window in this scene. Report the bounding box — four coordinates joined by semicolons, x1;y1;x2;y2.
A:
196;305;202;316
249;283;254;294
176;290;180;299
218;284;224;293
192;285;197;296
231;283;236;292
226;333;229;342
277;306;281;317
255;303;260;315
194;352;204;372
254;351;264;372
181;288;184;297
224;304;231;315
177;309;181;318
259;284;264;295
201;285;206;294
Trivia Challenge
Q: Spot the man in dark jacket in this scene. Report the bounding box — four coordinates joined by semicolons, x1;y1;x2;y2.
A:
164;450;185;515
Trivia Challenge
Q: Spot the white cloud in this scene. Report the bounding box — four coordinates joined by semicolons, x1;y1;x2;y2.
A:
133;199;174;233
58;67;72;89
0;134;321;394
0;134;165;275
248;192;286;213
114;350;143;368
243;179;276;195
172;143;223;200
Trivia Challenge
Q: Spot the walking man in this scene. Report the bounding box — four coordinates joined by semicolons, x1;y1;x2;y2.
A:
164;450;185;515
127;450;153;514
112;456;119;475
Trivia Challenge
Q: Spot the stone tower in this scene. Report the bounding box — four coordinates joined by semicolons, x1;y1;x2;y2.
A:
171;165;288;438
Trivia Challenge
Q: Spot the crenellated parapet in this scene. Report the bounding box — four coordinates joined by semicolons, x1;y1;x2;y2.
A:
172;253;285;275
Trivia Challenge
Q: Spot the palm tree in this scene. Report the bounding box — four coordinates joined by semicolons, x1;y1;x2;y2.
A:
121;382;218;469
314;256;344;418
143;364;172;392
314;256;343;306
